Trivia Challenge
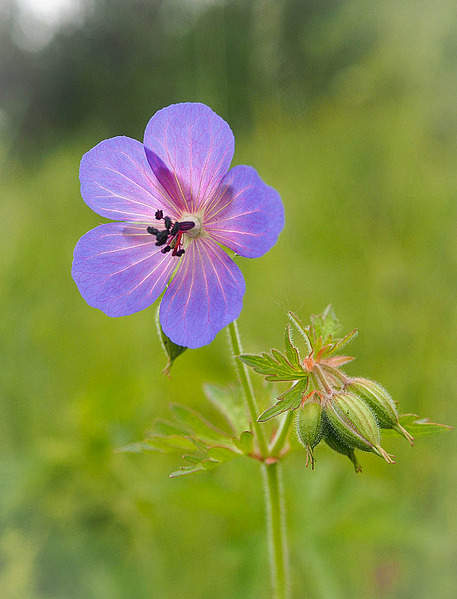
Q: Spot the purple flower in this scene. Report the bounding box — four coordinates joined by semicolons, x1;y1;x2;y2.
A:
72;103;284;348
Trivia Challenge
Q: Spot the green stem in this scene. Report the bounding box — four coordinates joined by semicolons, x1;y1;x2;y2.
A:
228;320;290;598
270;411;294;456
263;462;290;599
227;320;268;457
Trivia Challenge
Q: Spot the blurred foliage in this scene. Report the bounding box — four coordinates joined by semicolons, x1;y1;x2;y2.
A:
1;0;456;598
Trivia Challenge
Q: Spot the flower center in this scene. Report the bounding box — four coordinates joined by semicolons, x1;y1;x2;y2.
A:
146;210;199;257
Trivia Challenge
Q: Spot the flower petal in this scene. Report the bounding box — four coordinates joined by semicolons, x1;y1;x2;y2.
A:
203;165;284;258
159;238;245;348
143;103;234;214
80;136;181;221
72;223;176;317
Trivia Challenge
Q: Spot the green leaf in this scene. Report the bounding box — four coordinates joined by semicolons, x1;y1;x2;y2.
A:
156;309;187;374
206;446;237;462
150;418;190;437
284;324;301;368
203;384;248;435
116;442;156;454
169;444;237;478
145;435;199;454
326;328;358;356
310;305;341;348
398;414;453;436
288;311;312;356
169;404;231;445
169;464;207;478
239;349;307;382
258;378;309;422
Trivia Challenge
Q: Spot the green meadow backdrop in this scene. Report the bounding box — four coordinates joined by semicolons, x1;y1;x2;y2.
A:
1;1;456;597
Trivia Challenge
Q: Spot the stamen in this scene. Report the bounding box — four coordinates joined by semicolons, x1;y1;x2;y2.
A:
147;211;194;258
155;230;169;246
179;221;195;231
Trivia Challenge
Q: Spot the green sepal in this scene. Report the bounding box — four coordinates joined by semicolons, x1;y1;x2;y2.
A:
258;378;309;422
239;349;307;382
322;415;362;472
156;309;187;375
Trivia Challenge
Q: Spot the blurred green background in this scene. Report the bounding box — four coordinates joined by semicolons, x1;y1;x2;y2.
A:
1;1;456;597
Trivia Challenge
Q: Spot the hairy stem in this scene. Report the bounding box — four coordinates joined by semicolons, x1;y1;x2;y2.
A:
270;411;294;456
228;320;291;598
263;462;290;599
227;320;268;457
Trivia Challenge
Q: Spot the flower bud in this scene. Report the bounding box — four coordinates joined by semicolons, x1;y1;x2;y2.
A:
295;400;323;469
325;392;394;464
323;417;362;472
347;378;413;445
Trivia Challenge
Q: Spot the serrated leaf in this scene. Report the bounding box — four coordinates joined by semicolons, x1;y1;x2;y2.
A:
203;384;248;434
398;414;452;436
310;305;341;348
169;404;230;444
288;311;312;356
284;325;301;368
206;446;237;462
150;418;190;437
326;329;358;356
233;431;254;454
156;309;187;375
169;464;207;478
116;442;156;454
145;434;199;454
182;454;204;465
258;378;309;422
239;350;306;382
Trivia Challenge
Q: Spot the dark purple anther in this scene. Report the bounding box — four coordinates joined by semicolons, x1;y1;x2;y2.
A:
155;230;168;246
179;221;195;232
155;210;163;220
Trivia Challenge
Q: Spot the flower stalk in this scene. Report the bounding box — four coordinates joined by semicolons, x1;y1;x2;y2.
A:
227;320;268;457
228;320;290;598
263;462;290;599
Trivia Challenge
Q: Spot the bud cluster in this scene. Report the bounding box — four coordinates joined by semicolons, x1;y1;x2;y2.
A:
289;309;413;471
296;365;414;470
